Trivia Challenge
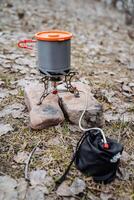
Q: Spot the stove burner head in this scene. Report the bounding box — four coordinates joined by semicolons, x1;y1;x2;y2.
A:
39;69;70;77
37;71;79;105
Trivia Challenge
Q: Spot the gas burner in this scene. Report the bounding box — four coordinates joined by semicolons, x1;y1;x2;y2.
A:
37;71;79;105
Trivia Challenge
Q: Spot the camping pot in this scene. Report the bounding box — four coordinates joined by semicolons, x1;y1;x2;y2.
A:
18;30;73;76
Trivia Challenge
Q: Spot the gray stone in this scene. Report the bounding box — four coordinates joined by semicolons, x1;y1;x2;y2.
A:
14;151;29;164
56;182;72;197
129;82;134;87
100;192;113;200
0;176;18;200
0;124;13;136
116;168;130;181
121;151;131;163
0;88;9;101
29;169;54;188
59;82;103;127
24;83;64;129
56;178;86;197
104;110;134;122
116;0;124;11
29;170;47;186
26;187;45;200
17;78;39;88
122;84;132;93
47;137;61;146
70;178;86;195
0;103;25;119
17;178;28;200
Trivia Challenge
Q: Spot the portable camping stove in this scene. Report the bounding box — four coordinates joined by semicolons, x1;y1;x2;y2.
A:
18;30;80;104
38;71;79;105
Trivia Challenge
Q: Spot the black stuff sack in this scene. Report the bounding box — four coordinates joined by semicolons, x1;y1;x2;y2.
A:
56;129;123;186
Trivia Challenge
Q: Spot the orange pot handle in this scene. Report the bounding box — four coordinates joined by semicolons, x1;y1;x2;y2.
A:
18;39;36;50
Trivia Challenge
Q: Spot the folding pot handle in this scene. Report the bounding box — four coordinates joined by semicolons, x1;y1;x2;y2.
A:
17;39;36;50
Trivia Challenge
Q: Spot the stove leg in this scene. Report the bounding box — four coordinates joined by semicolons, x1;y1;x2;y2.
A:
65;71;79;97
37;76;50;105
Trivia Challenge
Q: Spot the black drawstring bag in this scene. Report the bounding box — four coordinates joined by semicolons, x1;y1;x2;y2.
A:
56;129;123;187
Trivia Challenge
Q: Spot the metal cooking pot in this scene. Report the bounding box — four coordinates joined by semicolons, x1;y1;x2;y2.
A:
18;30;73;76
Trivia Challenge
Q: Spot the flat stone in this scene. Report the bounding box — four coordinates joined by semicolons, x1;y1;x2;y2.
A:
26;187;45;200
56;182;72;197
13;151;29;164
70;178;86;195
24;83;64;129
0;103;25;119
29;169;54;189
29;170;47;186
58;82;103;127
0;88;9;101
47;136;61;146
0;123;13;136
17;178;28;200
56;178;85;197
121;151;131;163
0;175;18;200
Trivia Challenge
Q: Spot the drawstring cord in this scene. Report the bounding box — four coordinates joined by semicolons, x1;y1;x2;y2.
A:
78;90;108;145
55;88;108;188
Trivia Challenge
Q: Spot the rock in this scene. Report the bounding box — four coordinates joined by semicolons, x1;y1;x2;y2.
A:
0;175;18;200
15;57;34;68
56;178;86;197
58;82;103;127
70;178;86;195
100;192;113;200
47;137;61;146
122;84;132;93
26;187;45;200
121;151;131;163
17;178;28;200
9;89;18;96
0;103;25;119
24;83;64;129
127;57;134;69
43;176;54;187
0;88;9;101
56;182;72;197
122;92;132;98
129;82;134;88
0;124;13;136
100;89;115;103
30;170;47;186
116;0;123;11
17;78;39;88
13;151;29;164
69;124;81;133
29;169;53;188
116;168;130;181
104;110;134;123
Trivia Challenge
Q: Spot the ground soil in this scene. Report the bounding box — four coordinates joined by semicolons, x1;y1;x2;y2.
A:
0;0;134;199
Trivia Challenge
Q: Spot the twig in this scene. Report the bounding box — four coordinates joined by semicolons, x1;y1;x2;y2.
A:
0;171;6;176
24;141;41;181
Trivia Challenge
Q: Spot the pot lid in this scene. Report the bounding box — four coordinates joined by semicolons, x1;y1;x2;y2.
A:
35;30;73;41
